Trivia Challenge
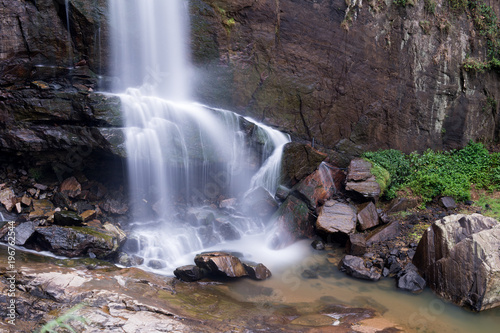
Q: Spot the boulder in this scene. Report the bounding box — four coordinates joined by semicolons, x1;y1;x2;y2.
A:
217;221;241;241
174;265;206;282
386;197;419;213
396;263;426;293
243;263;272;280
279;143;327;187
60;177;82;198
241;186;278;219
346;234;366;256
357;202;379;231
291;163;336;209
339;255;381;281
316;200;356;235
30;225;126;259
1;221;36;246
413;214;500;311
194;252;248;278
269;195;315;249
365;221;400;246
345;159;381;199
439;196;457;210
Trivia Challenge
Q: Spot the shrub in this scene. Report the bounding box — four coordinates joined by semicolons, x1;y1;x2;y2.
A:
362;142;500;203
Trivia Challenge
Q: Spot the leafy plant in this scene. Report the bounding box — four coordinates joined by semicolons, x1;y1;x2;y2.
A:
363;142;500;204
38;304;87;333
394;0;414;7
424;0;437;15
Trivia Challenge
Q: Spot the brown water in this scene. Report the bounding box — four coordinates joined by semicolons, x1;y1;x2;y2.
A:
3;243;500;332
224;243;500;333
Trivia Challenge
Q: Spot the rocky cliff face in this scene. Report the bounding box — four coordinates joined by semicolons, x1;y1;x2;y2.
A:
0;0;122;179
0;0;499;173
191;0;500;159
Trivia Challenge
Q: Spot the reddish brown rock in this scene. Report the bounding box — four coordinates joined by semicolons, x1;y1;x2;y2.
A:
316;200;357;235
291;163;337;209
345;159;381;199
194;252;248;278
357;202;379;231
365;221;400;246
279;143;327;187
60;177;82;198
270;195;315;249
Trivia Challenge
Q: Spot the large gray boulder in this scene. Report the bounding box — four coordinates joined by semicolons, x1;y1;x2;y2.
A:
413;214;500;311
345;159;381;199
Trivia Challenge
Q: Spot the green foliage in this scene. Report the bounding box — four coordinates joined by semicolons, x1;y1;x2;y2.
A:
394;0;414;7
424;0;437;15
368;161;391;195
362;149;411;199
419;20;432;34
448;0;468;12
363;142;500;203
463;56;490;72
38;304;87;333
476;195;500;219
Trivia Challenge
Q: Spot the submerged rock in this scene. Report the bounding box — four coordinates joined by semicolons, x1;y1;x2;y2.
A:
397;263;426;293
413;214;500;311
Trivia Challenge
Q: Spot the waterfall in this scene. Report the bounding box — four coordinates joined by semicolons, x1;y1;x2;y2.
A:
109;0;290;272
0;212;4;222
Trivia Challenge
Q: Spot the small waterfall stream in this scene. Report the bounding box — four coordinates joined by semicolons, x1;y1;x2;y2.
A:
109;0;291;272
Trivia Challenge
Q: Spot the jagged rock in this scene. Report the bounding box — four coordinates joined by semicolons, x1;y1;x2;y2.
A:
174;265;206;282
439;196;457;209
80;210;96;222
413;214;500;311
386;197;419;213
241;186;279;219
54;210;84;226
365;221;400;246
101;198;128;215
60;177;82;198
311;239;325;250
339;255;381;281
270;195;315;249
357;202;379;231
275;185;291;202
279;143;327;187
243;263;272;280
21;194;32;206
194;252;248;278
30;225;125;259
29;199;55;220
1;221;36;246
219;198;237;209
345;159;380;199
397;263;426;293
346;234;366;256
316;200;356;235
217;221;241;241
0;188;15;212
291;163;336;209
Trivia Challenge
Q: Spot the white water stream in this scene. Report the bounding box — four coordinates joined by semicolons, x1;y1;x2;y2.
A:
109;0;292;272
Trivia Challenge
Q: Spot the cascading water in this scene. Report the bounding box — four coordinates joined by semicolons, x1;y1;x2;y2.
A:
109;0;291;272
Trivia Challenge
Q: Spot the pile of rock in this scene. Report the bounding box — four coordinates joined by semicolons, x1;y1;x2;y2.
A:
0;168;128;260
